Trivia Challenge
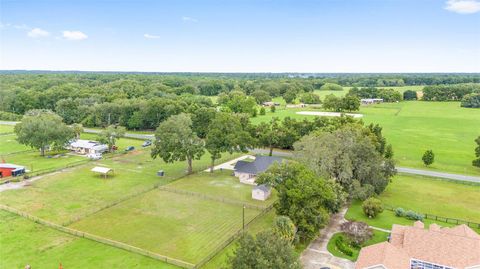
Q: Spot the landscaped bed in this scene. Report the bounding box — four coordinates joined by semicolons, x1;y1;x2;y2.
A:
326;230;389;261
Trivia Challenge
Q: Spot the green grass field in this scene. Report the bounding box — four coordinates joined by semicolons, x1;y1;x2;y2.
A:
252;101;480;175
0;134;31;154
326;231;389;261
0;210;177;269
167;170;276;207
69;189;260;264
346;174;480;231
0;150;241;223
0;124;14;134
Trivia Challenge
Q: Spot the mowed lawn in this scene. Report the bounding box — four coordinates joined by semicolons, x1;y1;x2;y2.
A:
0;150;241;224
69;189;260;264
252;101;480;175
346;174;480;231
360;101;480;175
0;133;30;154
0;124;14;134
0;210;178;269
167;170;276;207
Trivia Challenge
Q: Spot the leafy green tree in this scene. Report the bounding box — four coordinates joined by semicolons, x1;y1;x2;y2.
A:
384;144;394;159
259;107;266;115
255;118;281;156
323;94;341;111
219;91;257;116
320;83;343;91
251;90;271;104
270;105;276;113
151;113;205;174
473;136;480;168
273;216;296;243
14;110;74;156
97;125;126;152
461;93;480;108
294;125;395;195
422;150;434;166
256;162;338;241
71;123;84;139
229;231;301;269
205;113;254;172
403;90;417;100
282;88;297;104
191;107;217;139
299;92;321;104
362;197;383;218
341;95;360;111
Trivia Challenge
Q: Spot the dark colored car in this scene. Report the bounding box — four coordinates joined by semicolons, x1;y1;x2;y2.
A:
125;146;135;152
142;140;152;147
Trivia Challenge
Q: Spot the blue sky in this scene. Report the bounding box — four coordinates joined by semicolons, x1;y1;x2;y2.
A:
1;0;479;72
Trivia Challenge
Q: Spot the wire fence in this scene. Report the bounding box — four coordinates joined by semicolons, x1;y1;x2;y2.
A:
0;204;196;269
384;204;480;229
157;186;269;211
194;204;274;268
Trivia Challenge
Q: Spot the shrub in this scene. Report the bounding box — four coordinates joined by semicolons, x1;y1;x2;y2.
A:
461;93;480;108
335;235;353;256
394;207;405;217
320;83;343;91
362;197;384;218
405;210;424;221
299;92;321;104
270;105;276;113
340;221;372;246
422;150;434;166
259;107;266;115
403;90;417;100
0;111;22;121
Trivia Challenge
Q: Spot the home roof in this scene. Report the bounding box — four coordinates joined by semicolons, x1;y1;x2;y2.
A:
0;163;25;169
253;184;271;193
356;222;480;269
234;155;283;175
70;140;107;150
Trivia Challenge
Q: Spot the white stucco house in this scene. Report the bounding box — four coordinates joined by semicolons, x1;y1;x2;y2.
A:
68;139;108;155
233;155;283;185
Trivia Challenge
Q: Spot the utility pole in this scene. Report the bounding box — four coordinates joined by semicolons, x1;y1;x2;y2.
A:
242;205;246;231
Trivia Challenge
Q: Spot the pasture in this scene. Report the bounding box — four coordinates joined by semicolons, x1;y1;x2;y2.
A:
0;210;175;269
69;189;260;264
0;124;14;134
345;174;480;230
252;101;480;175
0;133;30;154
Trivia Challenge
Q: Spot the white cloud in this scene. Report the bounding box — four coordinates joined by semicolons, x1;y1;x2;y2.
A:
62;30;88;40
27;28;50;38
144;33;160;39
182;16;198;23
445;0;480;14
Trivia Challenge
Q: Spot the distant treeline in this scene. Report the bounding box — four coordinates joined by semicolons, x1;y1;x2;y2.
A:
422;83;480;101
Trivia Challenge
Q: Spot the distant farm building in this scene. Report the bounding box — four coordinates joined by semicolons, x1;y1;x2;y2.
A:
0;163;26;178
233;155;282;185
252;184;272;201
361;98;383;105
262;101;280;107
68;140;108;155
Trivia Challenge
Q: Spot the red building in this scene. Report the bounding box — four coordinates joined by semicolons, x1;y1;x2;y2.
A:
0;163;26;178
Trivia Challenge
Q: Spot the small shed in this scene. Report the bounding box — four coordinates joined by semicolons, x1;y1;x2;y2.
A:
252;184;271;201
0;163;26;178
91;166;114;179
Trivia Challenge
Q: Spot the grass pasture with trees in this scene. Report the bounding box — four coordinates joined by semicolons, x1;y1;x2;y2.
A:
346;174;480;231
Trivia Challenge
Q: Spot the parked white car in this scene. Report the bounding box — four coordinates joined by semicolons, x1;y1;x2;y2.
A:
87;153;102;160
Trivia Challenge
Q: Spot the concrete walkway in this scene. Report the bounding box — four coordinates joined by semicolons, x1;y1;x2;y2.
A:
300;208;355;269
251;148;480;183
203;154;254;172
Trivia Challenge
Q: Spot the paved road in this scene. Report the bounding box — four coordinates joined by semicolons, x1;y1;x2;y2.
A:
251;148;480;184
83;128;154;140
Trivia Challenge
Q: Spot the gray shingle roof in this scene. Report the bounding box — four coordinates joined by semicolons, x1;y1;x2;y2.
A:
234;155;283;175
253;184;271;192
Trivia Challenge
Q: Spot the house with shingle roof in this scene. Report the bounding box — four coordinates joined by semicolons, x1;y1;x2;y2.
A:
233;155;282;185
356;221;480;269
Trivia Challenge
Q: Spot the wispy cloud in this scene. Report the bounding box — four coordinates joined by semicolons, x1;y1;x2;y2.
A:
182;16;198;23
144;33;160;39
62;30;88;40
27;28;50;38
445;0;480;14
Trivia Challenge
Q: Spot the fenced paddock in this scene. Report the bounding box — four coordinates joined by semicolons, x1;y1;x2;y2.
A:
68;188;265;265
